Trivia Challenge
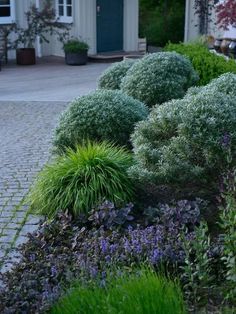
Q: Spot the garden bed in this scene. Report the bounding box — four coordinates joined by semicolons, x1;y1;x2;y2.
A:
1;48;236;314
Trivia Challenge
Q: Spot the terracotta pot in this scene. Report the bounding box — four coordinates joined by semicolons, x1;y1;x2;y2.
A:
16;48;36;65
214;38;223;52
229;40;236;59
220;39;231;56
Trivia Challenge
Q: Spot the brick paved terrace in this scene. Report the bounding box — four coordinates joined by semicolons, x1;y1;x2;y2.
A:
0;58;110;274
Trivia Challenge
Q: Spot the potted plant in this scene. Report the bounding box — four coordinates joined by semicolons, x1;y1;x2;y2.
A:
63;39;89;65
14;2;69;65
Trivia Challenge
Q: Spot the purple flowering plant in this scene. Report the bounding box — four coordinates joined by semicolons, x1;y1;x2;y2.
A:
0;199;202;313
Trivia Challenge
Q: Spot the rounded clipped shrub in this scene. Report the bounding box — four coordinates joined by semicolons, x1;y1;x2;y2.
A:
53;89;148;153
186;73;236;98
120;52;199;107
98;59;136;90
130;90;236;188
28;142;134;217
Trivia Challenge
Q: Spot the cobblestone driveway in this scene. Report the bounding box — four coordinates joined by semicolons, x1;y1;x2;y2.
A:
0;101;68;272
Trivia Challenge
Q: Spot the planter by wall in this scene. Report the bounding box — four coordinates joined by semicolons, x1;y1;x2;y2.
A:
65;50;88;65
214;39;223;53
221;39;231;56
16;48;36;65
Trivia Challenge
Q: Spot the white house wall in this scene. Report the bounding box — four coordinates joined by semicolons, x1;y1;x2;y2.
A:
185;0;226;42
8;0;34;59
9;0;139;58
124;0;139;51
46;0;139;57
184;0;199;42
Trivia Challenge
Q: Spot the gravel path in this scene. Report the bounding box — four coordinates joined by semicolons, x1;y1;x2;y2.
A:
0;101;68;272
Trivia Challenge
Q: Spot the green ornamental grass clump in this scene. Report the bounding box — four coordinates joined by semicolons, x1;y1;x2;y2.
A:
51;269;186;314
120;52;198;107
165;42;236;85
130;89;236;189
98;59;136;90
53;89;148;154
28;142;134;217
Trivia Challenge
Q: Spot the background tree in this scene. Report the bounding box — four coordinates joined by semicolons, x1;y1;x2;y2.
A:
139;0;186;47
216;0;236;29
194;0;236;35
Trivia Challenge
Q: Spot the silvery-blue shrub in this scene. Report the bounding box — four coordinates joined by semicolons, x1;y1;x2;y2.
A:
120;52;199;107
54;89;148;153
130;90;236;188
187;72;236;98
98;59;136;90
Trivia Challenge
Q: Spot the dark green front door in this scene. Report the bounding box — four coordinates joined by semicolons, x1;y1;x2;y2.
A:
97;0;123;53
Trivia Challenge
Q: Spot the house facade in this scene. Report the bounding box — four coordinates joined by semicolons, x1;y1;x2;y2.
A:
184;0;236;42
0;0;139;59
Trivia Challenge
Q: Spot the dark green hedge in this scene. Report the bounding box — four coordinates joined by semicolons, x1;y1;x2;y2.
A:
165;43;236;85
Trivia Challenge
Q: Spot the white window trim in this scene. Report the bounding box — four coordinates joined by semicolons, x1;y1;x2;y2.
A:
56;0;73;24
0;0;15;24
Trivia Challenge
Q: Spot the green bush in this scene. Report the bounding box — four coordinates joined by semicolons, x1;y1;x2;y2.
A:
219;178;236;301
28;142;134;217
63;39;89;53
98;59;136;90
51;269;186;314
165;43;236;86
130;90;236;188
120;52;198;107
53;89;148;154
140;0;185;47
187;73;236;98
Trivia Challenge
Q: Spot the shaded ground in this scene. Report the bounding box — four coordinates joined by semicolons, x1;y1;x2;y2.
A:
0;57;110;102
0;58;109;273
0;101;68;272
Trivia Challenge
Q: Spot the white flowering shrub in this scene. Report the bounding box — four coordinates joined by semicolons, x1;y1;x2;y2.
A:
53;89;148;153
186;73;236;98
130;90;236;188
120;52;199;107
98;59;136;90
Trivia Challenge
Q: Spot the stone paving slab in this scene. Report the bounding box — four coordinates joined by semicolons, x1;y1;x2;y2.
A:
0;101;68;273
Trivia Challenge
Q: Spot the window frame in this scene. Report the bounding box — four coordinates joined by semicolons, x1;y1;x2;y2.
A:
0;0;15;24
56;0;73;24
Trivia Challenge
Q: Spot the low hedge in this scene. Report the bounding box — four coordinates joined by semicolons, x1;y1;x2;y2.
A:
165;42;236;86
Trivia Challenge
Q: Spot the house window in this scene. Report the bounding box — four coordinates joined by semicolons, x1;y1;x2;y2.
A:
57;0;73;23
0;0;15;24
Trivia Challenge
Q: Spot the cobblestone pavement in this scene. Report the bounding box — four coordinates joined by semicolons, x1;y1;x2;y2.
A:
0;101;68;273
